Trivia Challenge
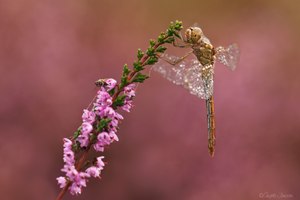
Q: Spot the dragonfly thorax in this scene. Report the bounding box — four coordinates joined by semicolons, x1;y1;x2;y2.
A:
193;44;216;67
185;27;203;44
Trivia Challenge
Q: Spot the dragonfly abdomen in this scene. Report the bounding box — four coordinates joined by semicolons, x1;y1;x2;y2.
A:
206;96;216;157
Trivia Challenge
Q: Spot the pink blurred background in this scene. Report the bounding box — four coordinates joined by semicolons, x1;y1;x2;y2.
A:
0;0;299;200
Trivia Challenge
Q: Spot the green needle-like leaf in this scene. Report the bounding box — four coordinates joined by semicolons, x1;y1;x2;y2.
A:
132;72;149;83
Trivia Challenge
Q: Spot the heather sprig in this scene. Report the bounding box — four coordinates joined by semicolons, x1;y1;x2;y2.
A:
55;20;183;200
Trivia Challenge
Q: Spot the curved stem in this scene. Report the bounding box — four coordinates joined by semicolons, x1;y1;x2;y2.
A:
55;182;71;200
112;41;165;101
54;34;174;200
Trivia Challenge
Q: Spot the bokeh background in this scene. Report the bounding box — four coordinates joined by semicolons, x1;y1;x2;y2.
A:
0;0;299;200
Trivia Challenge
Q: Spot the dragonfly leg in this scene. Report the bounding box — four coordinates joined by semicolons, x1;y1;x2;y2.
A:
172;41;191;48
158;50;193;66
172;36;192;48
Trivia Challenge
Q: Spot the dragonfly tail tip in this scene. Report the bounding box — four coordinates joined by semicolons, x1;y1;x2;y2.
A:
209;149;215;157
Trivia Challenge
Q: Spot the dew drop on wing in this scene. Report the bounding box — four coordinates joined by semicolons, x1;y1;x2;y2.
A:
183;59;213;100
152;54;186;85
153;55;214;100
216;44;239;71
184;62;204;99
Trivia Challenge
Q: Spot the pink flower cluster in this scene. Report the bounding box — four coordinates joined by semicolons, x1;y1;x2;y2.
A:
121;83;136;112
57;78;136;195
56;139;105;195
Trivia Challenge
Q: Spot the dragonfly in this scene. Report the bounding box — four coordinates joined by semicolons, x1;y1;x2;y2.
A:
152;26;239;157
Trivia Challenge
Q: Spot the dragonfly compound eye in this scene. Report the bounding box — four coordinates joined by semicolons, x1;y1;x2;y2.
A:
185;27;202;44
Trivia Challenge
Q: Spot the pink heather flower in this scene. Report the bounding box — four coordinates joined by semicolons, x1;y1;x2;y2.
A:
85;166;100;178
107;112;122;134
77;134;89;147
57;176;67;188
85;156;105;178
67;169;88;195
62;138;75;165
93;130;119;152
124;83;136;98
96;90;112;106
62;165;77;179
93;132;113;152
97;106;116;118
69;175;87;195
82;109;96;124
77;122;93;147
63;152;75;166
121;84;136;112
115;112;124;120
73;172;87;187
93;143;104;152
63;138;73;150
105;78;117;91
81;122;93;135
96;156;105;169
70;184;82;195
121;100;133;112
97;132;112;145
109;131;119;141
109;118;119;128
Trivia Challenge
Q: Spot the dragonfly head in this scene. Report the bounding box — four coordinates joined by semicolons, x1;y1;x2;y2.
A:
185;27;203;44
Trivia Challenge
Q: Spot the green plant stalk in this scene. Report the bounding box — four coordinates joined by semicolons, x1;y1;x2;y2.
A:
55;20;183;200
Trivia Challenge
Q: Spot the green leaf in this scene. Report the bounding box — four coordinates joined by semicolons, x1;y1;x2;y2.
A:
146;56;158;65
108;88;115;96
157;32;166;43
146;47;155;56
72;128;81;139
167;28;174;37
97;118;112;132
174;20;183;31
72;128;81;151
149;39;156;47
72;142;80;152
168;21;175;29
133;61;144;71
164;37;175;44
120;76;128;89
156;46;167;53
137;49;144;60
132;72;149;83
121;64;130;88
122;64;130;76
112;95;127;108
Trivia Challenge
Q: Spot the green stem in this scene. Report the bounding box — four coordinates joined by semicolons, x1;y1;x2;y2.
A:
112;40;168;102
55;21;183;200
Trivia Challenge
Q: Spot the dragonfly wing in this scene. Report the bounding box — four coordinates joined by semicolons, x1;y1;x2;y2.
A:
215;43;239;71
201;35;212;45
202;68;214;100
153;54;214;100
183;60;214;100
152;54;186;85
